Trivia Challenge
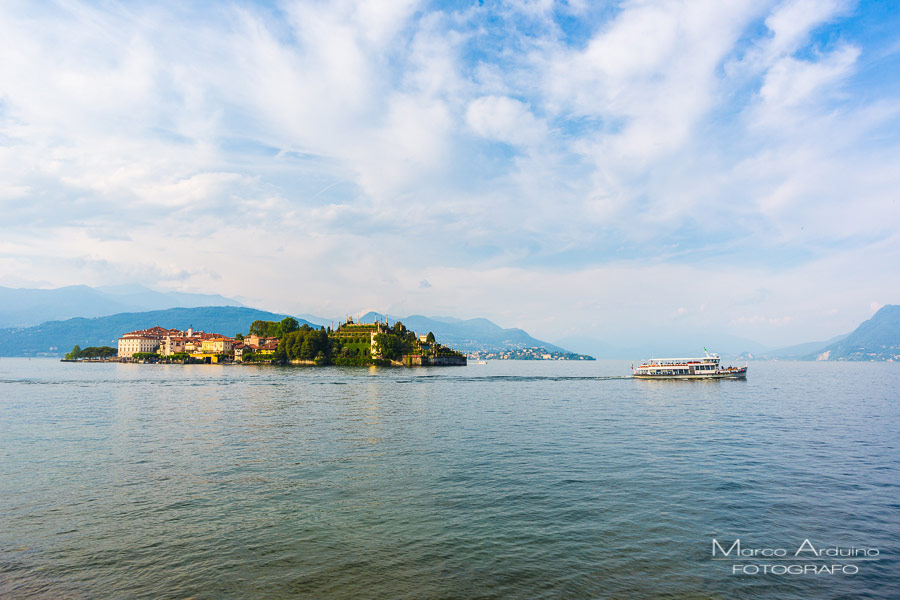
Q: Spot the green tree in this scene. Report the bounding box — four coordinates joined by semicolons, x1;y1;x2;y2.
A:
249;320;269;337
290;333;303;359
426;332;435;344
301;338;315;359
79;346;117;359
374;333;403;360
280;317;299;335
64;344;82;360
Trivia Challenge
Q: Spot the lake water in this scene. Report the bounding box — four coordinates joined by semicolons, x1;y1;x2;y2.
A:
1;358;898;599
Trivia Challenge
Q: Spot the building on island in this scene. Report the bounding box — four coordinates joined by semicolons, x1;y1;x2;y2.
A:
201;337;233;354
117;326;232;360
237;335;280;358
331;319;386;345
243;335;279;347
117;334;163;357
256;340;279;355
117;317;464;366
117;326;181;358
330;317;465;366
159;336;187;356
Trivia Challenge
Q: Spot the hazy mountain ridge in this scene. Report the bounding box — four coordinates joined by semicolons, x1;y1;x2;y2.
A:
0;285;244;328
0;307;572;357
3;302;896;360
807;305;900;361
752;334;851;360
356;312;567;353
0;307;306;357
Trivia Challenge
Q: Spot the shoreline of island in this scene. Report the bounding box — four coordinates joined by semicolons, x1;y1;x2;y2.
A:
62;317;469;367
55;314;603;366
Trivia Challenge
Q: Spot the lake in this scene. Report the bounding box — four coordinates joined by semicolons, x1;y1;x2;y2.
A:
1;358;897;598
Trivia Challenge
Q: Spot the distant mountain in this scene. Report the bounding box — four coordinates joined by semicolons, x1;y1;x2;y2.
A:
294;313;336;327
0;307;315;357
95;285;243;312
0;304;579;357
757;334;850;360
0;285;243;328
809;305;900;361
548;335;635;360
356;312;567;353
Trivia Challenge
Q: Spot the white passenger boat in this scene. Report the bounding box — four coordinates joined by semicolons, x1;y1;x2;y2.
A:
632;350;747;379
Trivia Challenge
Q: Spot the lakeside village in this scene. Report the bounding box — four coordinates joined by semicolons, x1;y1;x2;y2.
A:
468;348;594;361
63;317;466;367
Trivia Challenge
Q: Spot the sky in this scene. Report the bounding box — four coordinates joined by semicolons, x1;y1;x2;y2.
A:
1;0;899;351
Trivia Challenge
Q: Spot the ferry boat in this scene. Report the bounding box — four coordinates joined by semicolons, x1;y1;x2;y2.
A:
632;350;747;379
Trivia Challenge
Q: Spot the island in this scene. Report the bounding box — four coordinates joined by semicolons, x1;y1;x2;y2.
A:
77;317;466;366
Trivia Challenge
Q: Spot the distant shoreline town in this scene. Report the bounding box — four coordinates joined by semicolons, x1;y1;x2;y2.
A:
66;317;467;367
468;348;594;361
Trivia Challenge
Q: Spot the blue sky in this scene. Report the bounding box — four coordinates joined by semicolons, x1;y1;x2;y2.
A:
1;0;898;349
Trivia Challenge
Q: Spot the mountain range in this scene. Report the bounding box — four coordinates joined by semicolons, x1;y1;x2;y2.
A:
0;286;896;360
807;305;900;361
732;305;899;361
748;334;850;360
0;285;243;328
356;312;564;353
0;307;305;357
0;307;564;357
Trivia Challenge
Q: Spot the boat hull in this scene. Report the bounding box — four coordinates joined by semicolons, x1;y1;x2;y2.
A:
633;369;747;380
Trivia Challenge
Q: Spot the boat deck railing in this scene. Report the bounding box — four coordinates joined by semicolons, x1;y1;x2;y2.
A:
642;359;719;366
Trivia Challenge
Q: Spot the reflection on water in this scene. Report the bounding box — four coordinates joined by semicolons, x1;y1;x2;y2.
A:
1;359;898;599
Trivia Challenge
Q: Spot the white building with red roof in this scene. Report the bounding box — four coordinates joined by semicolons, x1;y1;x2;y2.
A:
117;326;230;358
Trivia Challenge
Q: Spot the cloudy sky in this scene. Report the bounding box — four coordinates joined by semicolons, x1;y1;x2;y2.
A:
1;0;898;350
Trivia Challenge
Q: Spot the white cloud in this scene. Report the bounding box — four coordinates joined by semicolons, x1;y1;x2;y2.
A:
0;1;898;350
759;44;860;112
466;95;547;147
763;0;851;59
544;1;760;159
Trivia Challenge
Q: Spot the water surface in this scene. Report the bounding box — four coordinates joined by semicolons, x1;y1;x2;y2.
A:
1;359;898;598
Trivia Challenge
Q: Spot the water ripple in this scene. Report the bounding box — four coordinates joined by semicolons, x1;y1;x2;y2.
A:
1;359;898;599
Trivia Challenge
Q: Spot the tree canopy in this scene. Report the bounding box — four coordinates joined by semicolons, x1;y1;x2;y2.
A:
274;325;332;363
65;345;117;360
248;317;304;339
373;329;416;361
